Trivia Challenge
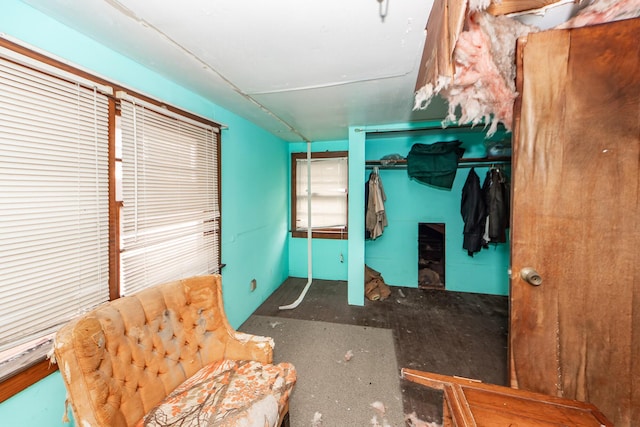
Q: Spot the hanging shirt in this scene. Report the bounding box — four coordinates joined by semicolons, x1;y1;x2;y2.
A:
365;171;388;240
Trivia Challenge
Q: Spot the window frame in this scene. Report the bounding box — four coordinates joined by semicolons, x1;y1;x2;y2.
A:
291;150;349;240
0;37;222;402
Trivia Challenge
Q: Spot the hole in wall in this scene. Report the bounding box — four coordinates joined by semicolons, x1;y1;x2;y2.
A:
418;223;445;290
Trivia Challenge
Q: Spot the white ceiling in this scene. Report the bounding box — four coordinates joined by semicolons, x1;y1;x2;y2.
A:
20;0;447;142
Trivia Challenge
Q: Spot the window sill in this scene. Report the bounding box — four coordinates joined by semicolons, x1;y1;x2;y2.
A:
291;230;348;240
0;336;57;402
0;358;57;403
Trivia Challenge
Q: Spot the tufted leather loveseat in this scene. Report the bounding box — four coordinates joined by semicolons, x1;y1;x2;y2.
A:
53;274;296;427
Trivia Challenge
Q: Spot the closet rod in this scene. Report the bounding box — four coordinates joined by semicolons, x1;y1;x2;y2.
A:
357;123;508;136
457;161;510;169
365;156;511;170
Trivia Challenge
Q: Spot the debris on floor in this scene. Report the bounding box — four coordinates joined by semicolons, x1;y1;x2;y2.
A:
344;349;354;362
418;267;442;289
370;401;386;416
405;412;442;427
370;415;392;427
311;411;323;427
369;401;392;427
268;321;282;329
365;265;392;301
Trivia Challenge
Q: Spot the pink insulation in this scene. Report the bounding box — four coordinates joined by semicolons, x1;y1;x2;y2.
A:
414;0;638;137
557;0;640;28
468;0;492;12
442;12;536;136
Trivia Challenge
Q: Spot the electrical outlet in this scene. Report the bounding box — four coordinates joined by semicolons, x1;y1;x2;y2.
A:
250;278;257;292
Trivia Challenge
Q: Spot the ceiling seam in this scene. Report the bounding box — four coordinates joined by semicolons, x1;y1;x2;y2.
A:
248;70;417;95
248;31;428;97
105;0;312;142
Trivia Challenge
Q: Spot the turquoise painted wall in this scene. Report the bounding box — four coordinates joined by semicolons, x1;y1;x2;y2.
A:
220;121;290;327
288;237;349;280
363;124;510;295
0;372;75;427
288;140;349;281
0;0;289;423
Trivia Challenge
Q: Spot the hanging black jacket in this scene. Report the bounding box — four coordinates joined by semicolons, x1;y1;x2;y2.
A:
482;168;510;243
461;168;487;256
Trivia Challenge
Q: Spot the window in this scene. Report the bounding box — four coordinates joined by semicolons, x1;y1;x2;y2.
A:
291;151;348;239
118;95;221;296
0;39;222;400
0;46;111;381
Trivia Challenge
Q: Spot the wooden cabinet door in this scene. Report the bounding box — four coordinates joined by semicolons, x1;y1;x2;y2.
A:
509;18;640;426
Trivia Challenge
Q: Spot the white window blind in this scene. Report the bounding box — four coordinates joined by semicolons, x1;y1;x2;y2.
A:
296;157;348;230
119;98;220;296
0;56;110;356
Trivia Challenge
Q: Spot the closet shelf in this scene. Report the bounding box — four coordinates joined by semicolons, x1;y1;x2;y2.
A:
365;156;511;169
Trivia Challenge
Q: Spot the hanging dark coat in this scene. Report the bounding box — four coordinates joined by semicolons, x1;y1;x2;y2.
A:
407;140;465;189
461;168;487;256
482;168;510;243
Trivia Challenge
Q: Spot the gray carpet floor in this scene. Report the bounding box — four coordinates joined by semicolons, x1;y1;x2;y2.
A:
240;315;405;427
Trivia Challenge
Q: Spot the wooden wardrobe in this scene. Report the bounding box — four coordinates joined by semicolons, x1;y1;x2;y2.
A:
509;17;640;426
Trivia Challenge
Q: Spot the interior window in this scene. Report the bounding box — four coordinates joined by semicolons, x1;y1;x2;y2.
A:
291;151;348;239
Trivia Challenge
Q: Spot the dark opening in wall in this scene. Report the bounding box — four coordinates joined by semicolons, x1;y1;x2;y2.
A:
418;223;445;289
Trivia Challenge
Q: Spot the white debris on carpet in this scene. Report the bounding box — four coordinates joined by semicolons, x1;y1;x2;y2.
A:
405;411;443;427
369;401;393;427
370;401;386;416
311;411;323;427
370;414;392;427
344;349;354;362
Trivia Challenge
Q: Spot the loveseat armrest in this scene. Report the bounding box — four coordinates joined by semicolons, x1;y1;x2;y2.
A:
210;274;276;364
224;330;275;364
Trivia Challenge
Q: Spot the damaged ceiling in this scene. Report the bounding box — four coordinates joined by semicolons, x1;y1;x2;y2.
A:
15;0;602;142
413;0;636;137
